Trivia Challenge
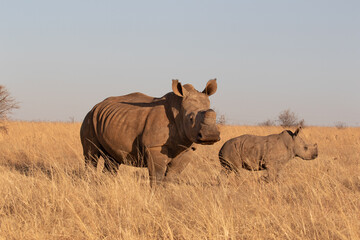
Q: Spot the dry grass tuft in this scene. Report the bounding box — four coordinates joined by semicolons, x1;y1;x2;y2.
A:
0;122;359;239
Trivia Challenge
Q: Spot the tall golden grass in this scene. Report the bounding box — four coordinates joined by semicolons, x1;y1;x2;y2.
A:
0;121;359;239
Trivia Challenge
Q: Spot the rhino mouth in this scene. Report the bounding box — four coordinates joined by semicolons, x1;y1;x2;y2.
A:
196;133;220;145
197;139;219;145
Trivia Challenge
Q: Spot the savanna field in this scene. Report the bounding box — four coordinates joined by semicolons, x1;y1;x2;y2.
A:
0;121;359;239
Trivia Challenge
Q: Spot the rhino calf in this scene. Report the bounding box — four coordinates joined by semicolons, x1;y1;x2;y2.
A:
219;127;318;181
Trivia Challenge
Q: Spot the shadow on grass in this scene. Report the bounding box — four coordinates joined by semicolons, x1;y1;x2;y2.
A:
0;155;86;181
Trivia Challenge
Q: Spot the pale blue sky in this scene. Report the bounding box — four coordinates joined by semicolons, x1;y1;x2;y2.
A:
1;1;359;126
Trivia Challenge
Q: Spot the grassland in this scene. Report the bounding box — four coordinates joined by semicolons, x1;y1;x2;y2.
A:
0;121;359;239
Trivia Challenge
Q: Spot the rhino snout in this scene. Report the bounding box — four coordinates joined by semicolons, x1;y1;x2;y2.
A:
196;126;220;145
305;143;318;160
312;144;318;159
203;109;216;119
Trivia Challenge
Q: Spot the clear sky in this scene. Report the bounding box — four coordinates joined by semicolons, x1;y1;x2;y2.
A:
1;0;359;126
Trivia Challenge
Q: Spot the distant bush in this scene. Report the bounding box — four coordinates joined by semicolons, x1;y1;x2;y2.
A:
0;85;19;131
335;121;347;129
68;116;75;123
258;119;276;126
0;85;19;120
217;114;226;125
277;109;304;127
259;109;305;127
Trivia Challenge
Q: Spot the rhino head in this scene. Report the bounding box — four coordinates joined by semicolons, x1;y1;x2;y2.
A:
172;79;220;145
291;126;318;160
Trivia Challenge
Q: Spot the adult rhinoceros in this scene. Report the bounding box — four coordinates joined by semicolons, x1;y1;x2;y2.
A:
80;79;220;186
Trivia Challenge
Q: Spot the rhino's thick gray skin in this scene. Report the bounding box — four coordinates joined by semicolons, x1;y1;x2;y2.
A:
219;127;318;181
80;79;220;186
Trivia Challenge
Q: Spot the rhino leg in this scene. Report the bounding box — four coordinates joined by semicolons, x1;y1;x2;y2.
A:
165;147;196;182
263;162;281;182
82;138;101;169
81;117;103;169
103;157;120;173
219;157;240;175
146;147;169;187
263;156;291;182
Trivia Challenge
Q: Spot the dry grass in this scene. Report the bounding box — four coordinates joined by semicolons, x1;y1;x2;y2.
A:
0;122;359;239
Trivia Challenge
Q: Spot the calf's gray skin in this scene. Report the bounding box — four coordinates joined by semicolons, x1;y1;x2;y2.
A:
80;79;220;187
219;127;318;181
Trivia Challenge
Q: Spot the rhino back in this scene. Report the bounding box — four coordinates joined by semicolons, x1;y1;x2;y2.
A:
251;133;294;164
91;93;171;160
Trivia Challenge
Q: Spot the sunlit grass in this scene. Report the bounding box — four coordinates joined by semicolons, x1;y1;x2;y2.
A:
0;122;359;239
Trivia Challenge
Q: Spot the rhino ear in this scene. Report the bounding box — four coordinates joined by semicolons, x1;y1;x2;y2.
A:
202;79;217;96
172;79;188;97
294;125;302;136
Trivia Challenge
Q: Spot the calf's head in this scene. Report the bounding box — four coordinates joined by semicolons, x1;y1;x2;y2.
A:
172;79;220;145
291;126;318;160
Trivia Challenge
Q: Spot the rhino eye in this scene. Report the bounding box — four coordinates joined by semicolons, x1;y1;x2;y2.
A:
189;114;195;124
304;146;308;151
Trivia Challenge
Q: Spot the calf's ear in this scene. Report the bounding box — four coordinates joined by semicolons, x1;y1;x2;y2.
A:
202;78;217;96
294;125;302;136
172;79;188;97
